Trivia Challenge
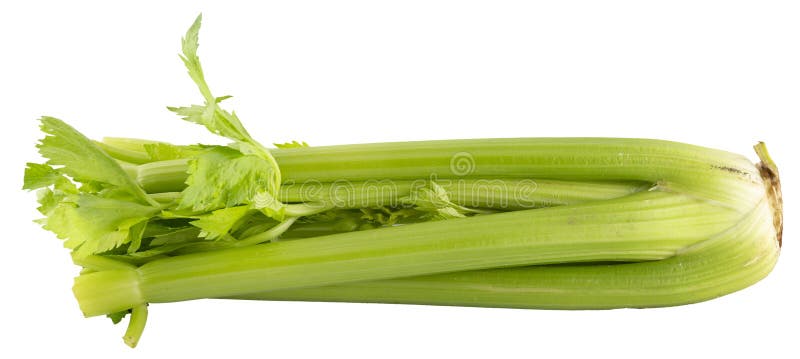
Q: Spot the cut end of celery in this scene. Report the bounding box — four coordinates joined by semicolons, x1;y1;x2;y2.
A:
122;304;149;348
72;269;145;317
754;142;783;247
123;336;139;349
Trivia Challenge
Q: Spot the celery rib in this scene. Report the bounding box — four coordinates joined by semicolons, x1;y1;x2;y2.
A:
130;138;761;209
73;190;747;317
132;156;650;211
235;199;779;309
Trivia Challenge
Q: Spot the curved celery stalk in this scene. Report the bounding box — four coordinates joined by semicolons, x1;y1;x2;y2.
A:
73;140;779;315
74;189;748;317
133;158;650;211
234;198;779;309
236;145;783;309
129;138;762;210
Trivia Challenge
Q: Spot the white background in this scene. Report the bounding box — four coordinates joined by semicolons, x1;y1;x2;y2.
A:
1;1;797;357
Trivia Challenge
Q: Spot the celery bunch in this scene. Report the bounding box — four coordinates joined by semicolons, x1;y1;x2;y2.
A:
24;15;782;348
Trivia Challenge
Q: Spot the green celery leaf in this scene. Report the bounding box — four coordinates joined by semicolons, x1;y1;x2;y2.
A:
23;163;61;190
126;221;148;254
107;310;130;325
168;14;283;203
401;181;486;220
191;205;252;239
149;227;202;247
36;188;71;217
77;181;109;194
360;207;419;226
429;207;466;220
141;218;195;237
178;147;283;216
33;170;78;215
41;194;160;257
36;117;155;205
168;14;252;144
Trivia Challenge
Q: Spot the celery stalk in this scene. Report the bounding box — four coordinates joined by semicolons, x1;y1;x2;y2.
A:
235;144;782;308
234;197;779;309
131;138;759;208
73;187;755;317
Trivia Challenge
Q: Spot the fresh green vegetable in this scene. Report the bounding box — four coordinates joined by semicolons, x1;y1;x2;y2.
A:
24;14;782;348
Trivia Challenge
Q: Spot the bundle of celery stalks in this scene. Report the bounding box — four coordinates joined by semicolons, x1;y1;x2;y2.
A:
24;15;783;348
